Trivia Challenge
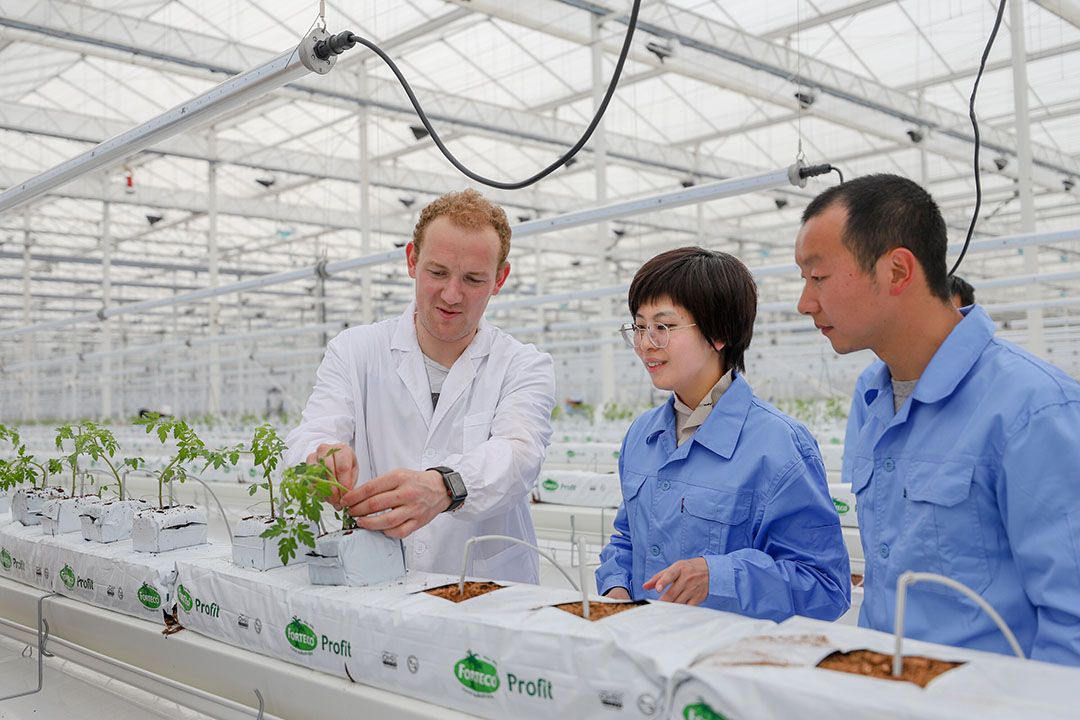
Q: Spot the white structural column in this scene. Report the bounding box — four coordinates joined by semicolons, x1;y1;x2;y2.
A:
358;62;374;326
101;193;113;419
208;131;222;415
1010;0;1044;356
593;16;616;409
21;207;35;420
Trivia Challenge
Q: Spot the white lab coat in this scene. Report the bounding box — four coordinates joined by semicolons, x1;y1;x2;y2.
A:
284;303;556;583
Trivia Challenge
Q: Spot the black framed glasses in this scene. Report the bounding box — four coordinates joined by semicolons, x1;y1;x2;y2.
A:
618;322;697;349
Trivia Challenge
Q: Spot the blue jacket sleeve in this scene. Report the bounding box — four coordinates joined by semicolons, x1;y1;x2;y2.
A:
702;450;851;621
1001;401;1080;666
595;435;634;595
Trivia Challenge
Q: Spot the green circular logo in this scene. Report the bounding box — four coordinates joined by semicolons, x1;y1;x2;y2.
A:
542;479;559;492
832;498;850;514
454;652;500;694
138;583;162;609
0;548;11;570
60;565;76;590
286;618;318;653
177;584;193;612
683;703;726;720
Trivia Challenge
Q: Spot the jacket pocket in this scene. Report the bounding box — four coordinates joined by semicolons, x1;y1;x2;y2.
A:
900;460;991;595
680;485;752;556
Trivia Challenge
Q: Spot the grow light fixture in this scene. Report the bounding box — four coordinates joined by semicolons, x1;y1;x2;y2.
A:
0;27;345;216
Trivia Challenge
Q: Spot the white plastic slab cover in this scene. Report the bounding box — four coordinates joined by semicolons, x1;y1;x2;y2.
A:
307;528;405;587
0;490;9;515
132;505;208;553
80;499;152;543
12;487;67;526
42;495;102;536
231;515;316;571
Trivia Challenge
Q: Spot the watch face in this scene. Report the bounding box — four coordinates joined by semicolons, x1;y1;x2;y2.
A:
446;471;467;500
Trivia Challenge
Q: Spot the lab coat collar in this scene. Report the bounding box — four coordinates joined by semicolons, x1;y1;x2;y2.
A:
391;301;496;432
643;372;752;460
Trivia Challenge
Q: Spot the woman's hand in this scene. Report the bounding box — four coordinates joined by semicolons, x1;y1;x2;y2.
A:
643;557;709;605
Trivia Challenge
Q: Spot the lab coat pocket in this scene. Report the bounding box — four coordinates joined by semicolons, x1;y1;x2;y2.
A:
462;411;494;451
680;486;752;557
901;460;991;595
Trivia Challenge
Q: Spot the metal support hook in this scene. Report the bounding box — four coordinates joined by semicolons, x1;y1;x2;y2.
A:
253;688;265;720
1;592;58;703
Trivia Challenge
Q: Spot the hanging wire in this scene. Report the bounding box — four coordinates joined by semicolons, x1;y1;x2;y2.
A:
948;0;1009;278
317;0;643;190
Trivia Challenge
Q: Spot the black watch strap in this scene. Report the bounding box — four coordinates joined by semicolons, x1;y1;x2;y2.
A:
428;466;467;512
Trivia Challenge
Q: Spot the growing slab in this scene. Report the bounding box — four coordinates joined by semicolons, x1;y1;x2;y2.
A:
552;599;648;620
817;649;962;688
424;581;504;602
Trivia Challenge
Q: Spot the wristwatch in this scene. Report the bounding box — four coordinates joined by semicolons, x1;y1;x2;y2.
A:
428;466;467;512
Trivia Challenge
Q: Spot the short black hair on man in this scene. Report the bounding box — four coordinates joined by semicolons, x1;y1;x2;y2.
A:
801;174;951;302
628;246;756;373
948;274;976;306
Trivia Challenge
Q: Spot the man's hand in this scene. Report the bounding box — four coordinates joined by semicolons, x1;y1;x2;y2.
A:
642;558;710;605
604;587;631;601
306;443;357;508
339;468;450;539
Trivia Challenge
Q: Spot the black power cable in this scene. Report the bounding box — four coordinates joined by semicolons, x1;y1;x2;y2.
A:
316;1;643;191
949;0;1008;278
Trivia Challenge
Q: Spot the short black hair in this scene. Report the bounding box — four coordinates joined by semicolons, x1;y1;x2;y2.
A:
628;246;756;373
802;174;951;302
948;274;975;306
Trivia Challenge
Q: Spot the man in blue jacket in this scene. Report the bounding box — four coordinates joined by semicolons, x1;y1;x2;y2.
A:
796;173;1080;666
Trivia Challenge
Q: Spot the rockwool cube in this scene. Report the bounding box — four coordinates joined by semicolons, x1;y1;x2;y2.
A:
132;505;208;553
306;528;405;587
668;617;1080;720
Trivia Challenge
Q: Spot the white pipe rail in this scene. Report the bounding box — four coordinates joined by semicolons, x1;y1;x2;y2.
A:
0;28;339;215
893;571;1024;678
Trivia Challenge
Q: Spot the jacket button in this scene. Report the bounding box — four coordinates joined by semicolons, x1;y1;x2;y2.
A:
879;543;890;559
660;481;670;491
650;545;660;557
882;458;895;472
423;449;436;460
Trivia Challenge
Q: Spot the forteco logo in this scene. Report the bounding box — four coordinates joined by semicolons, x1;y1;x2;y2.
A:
137;583;162;609
177;584;193;612
1;548;11;570
541;479;559;492
683;702;727;720
60;565;76;589
285;618;318;654
455;652;500;694
833;498;850;514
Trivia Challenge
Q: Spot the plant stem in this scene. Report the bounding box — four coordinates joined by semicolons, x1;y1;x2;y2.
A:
100;456;122;500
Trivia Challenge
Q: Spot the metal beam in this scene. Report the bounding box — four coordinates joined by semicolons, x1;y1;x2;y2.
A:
760;0;897;40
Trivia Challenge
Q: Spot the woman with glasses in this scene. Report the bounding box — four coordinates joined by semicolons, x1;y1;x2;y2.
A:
595;247;850;621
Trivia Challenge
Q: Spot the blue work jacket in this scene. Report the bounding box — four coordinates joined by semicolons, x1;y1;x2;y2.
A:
844;305;1080;666
596;373;850;621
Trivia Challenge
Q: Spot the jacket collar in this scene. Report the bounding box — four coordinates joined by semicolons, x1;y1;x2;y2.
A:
643;371;752;459
858;305;994;424
911;305;994;404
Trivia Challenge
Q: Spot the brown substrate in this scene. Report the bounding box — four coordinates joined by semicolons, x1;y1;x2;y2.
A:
425;581;504;602
554;600;648;620
851;573;864;587
817;649;963;688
